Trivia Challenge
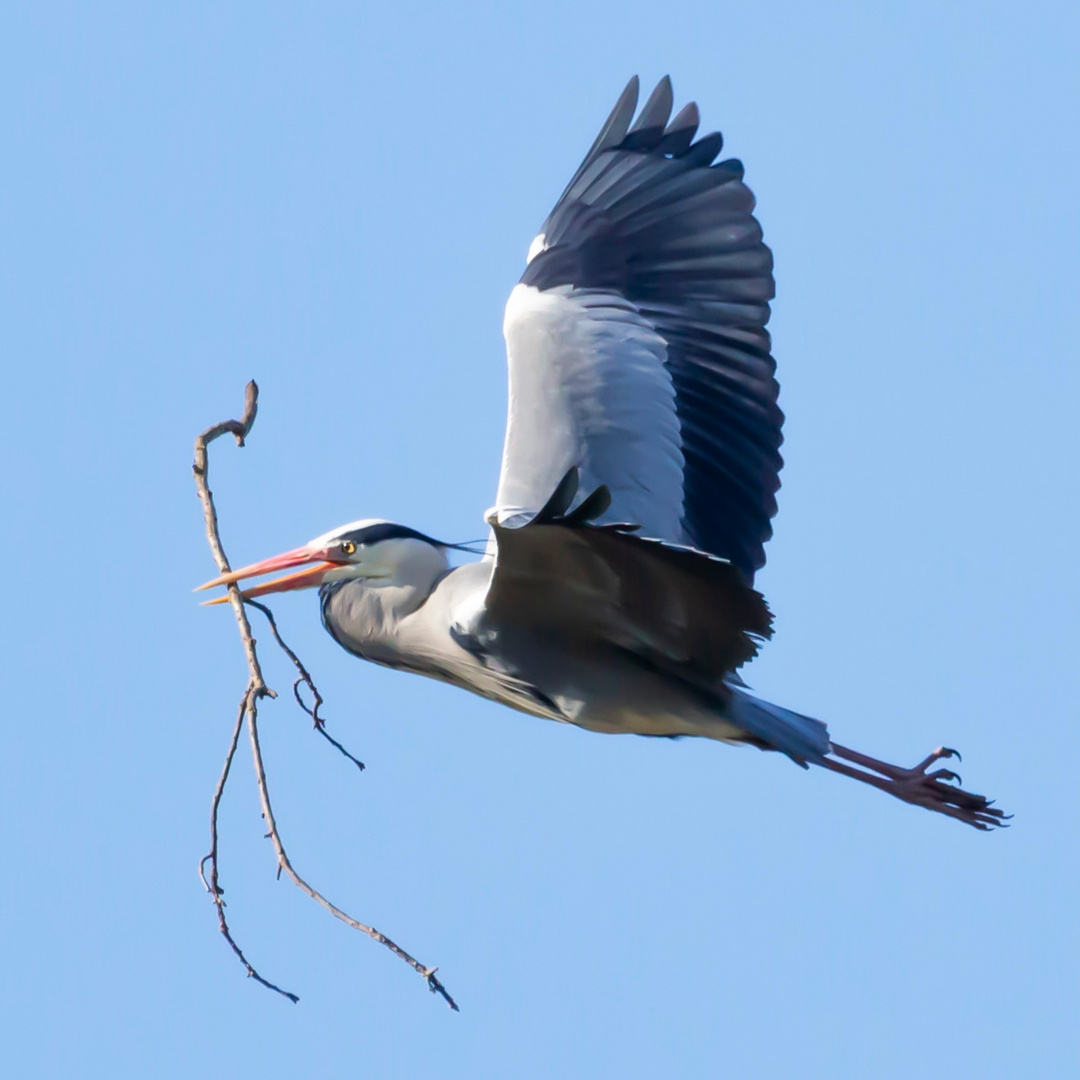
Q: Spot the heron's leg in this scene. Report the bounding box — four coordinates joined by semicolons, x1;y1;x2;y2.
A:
820;742;1010;830
831;742;960;781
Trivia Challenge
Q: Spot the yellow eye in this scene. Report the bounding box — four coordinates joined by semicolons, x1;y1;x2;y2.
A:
340;540;356;556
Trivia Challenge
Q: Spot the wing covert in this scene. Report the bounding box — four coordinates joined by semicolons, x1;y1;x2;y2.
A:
483;471;773;693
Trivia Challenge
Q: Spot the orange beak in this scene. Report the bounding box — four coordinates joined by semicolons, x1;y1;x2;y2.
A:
195;546;338;606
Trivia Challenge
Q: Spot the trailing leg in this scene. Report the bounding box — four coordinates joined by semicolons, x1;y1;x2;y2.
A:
819;742;1009;830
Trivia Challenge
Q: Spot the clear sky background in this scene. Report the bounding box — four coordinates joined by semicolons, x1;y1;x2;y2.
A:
2;3;1077;1077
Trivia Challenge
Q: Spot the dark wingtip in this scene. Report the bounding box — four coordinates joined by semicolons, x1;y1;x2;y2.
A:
679;130;724;165
600;76;640;150
659;101;700;155
622;76;674;150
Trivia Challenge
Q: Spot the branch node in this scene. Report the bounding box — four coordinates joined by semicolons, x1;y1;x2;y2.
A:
246;600;367;771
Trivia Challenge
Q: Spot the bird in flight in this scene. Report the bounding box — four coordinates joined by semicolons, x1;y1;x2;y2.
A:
199;76;1006;829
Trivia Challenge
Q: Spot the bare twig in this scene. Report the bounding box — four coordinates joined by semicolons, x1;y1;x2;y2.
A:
193;380;294;1001
193;380;269;694
246;696;459;1010
198;697;299;1003
193;381;457;1010
245;598;366;772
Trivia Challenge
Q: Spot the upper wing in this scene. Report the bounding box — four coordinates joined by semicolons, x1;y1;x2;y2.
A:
493;76;782;580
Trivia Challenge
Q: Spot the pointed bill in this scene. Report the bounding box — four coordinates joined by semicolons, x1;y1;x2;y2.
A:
199;561;337;605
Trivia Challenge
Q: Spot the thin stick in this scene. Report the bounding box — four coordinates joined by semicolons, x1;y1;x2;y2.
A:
246;694;459;1010
193;381;456;1009
194;380;294;1000
199;695;299;1002
193;380;272;695
246;598;366;772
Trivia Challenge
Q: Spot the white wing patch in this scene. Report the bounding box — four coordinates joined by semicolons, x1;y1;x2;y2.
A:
495;284;686;541
526;233;548;264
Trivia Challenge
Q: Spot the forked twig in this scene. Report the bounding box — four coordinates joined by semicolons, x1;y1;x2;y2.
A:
193;380;458;1010
198;696;298;1002
245;695;458;1009
246;599;366;772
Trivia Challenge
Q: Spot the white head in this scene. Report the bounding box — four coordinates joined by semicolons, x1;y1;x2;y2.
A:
196;519;453;603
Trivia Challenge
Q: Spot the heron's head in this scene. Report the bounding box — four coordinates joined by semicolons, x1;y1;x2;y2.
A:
196;520;453;604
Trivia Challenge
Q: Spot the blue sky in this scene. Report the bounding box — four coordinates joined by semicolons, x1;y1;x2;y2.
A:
1;3;1077;1077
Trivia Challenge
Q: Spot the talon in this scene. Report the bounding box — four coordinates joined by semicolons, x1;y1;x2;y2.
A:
942;746;961;762
929;768;962;785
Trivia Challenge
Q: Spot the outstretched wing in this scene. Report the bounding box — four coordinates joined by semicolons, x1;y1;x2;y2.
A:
493;76;781;580
483;471;773;695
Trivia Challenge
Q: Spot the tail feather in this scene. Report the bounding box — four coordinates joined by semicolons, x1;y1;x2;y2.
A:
726;688;830;767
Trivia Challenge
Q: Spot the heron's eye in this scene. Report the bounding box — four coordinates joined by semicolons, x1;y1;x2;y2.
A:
340;540;357;556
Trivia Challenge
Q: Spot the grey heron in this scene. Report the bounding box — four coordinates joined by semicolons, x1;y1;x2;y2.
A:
199;76;1006;830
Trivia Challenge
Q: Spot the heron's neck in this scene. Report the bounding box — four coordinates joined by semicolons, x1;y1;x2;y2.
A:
319;545;450;658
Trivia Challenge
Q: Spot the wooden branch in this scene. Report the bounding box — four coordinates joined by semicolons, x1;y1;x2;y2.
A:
193;381;458;1010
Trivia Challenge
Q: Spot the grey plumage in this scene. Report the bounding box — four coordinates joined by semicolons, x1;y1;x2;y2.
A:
318;467;828;764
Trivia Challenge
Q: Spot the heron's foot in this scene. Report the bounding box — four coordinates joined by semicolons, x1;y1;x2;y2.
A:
825;742;1010;830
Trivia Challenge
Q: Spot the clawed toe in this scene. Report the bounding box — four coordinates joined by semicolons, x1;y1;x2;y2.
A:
896;769;1009;827
926;767;962;785
911;745;961;773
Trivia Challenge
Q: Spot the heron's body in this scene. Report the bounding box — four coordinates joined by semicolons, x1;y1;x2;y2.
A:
202;77;1006;828
317;510;826;759
324;559;749;743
